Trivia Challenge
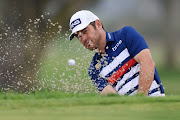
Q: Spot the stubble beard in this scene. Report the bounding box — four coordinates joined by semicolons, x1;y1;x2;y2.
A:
89;30;101;52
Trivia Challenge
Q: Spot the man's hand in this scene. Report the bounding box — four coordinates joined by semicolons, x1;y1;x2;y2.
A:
134;49;155;96
101;85;117;95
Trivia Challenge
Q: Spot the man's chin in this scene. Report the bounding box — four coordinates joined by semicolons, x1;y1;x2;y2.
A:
86;46;95;51
88;48;94;51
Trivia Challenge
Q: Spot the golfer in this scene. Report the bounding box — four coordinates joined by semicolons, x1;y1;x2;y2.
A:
69;10;165;96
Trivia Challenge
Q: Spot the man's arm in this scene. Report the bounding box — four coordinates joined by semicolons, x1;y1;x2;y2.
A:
134;49;155;96
101;85;116;95
101;49;155;96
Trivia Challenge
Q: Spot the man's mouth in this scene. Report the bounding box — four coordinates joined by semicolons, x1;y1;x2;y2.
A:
84;40;93;48
84;40;89;48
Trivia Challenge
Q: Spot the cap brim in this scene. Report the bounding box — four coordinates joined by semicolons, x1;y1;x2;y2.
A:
69;33;74;40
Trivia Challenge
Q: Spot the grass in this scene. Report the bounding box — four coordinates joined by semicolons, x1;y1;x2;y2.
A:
157;68;180;95
0;92;180;120
0;92;180;107
1;104;179;120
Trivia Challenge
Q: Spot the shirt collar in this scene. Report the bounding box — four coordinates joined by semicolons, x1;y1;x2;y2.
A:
106;32;114;43
94;32;113;57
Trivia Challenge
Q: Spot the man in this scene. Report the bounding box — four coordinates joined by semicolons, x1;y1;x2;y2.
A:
69;10;165;96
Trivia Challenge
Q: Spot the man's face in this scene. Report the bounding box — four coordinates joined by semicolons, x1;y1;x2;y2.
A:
74;23;100;51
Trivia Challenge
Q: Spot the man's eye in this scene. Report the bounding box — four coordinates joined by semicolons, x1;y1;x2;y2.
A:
83;30;87;34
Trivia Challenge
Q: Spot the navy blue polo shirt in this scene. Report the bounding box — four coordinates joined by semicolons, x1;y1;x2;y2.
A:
88;26;165;96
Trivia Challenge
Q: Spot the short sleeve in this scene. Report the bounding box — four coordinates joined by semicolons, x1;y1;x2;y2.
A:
88;62;109;92
124;26;148;57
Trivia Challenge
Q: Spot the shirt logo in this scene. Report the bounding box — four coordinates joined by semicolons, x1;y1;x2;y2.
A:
70;18;81;30
95;62;101;70
108;33;111;39
112;40;122;51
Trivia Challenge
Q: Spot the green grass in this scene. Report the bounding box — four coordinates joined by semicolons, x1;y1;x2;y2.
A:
0;92;180;120
1;104;179;120
157;68;180;95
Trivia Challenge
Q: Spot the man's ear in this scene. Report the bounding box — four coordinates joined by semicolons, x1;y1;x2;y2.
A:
95;20;102;29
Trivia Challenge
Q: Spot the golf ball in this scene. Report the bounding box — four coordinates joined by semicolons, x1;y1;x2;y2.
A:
68;59;75;66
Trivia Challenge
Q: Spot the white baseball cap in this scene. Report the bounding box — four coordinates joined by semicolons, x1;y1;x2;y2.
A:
69;10;99;40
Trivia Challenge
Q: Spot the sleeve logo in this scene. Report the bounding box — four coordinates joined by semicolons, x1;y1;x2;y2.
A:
70;18;81;30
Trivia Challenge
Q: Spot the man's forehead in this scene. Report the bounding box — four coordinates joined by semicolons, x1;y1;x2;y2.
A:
75;26;88;35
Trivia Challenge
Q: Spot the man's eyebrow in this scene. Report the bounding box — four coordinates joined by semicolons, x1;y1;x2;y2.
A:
82;27;87;32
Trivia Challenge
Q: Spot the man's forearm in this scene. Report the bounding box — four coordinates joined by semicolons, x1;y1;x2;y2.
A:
137;61;155;95
134;49;156;96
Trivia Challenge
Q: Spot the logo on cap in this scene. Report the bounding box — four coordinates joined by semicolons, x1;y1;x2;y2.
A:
70;18;81;30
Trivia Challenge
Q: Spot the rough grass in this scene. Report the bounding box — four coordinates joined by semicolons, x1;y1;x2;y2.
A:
0;92;180;107
157;68;180;95
0;92;180;120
